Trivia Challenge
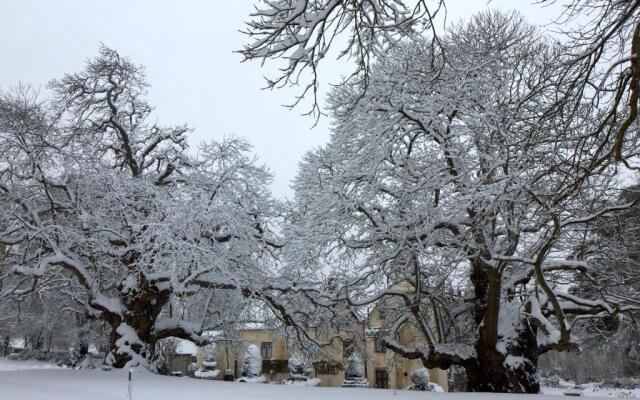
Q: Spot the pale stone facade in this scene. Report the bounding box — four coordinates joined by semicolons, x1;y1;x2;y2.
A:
194;287;449;390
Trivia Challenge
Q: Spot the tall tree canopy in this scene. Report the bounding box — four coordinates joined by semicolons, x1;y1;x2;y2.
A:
240;0;445;117
243;0;640;168
275;11;640;393
0;47;280;368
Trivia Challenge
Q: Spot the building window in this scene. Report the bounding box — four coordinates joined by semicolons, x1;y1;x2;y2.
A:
342;339;354;358
374;333;386;353
260;342;272;359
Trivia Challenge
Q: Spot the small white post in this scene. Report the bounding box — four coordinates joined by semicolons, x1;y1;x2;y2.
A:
127;368;133;400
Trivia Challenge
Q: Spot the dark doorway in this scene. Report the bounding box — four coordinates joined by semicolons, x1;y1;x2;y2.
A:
375;369;389;389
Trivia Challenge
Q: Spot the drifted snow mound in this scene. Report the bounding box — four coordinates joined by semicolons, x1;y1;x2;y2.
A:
238;344;265;383
284;351;318;386
342;353;368;388
406;368;443;392
283;377;321;387
77;355;103;370
77;345;105;370
343;377;368;388
194;369;220;379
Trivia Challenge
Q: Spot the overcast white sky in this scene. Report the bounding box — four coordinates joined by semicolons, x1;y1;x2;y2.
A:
0;1;560;198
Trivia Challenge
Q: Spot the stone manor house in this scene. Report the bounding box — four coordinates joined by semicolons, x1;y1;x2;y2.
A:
170;282;449;390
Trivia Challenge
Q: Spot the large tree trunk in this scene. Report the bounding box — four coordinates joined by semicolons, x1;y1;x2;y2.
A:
465;352;539;393
466;261;541;393
107;316;156;368
105;280;170;368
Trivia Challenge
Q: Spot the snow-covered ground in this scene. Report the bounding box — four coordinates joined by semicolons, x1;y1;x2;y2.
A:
0;357;65;371
0;358;634;400
543;385;640;399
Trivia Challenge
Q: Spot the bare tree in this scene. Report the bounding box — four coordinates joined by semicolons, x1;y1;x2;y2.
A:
238;1;640;393
242;0;640;162
279;12;640;393
0;47;281;368
240;0;446;117
538;0;640;167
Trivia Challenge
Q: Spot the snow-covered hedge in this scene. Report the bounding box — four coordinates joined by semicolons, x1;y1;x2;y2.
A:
238;344;265;383
342;353;368;388
406;368;443;392
283;351;319;386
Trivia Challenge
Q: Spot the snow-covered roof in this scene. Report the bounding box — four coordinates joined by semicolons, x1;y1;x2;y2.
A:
175;340;197;356
9;338;25;349
238;322;274;331
203;330;225;339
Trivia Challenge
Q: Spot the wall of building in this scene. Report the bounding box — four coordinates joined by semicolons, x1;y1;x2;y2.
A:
170;354;197;376
363;282;449;391
196;327;448;390
197;329;290;383
193;283;450;390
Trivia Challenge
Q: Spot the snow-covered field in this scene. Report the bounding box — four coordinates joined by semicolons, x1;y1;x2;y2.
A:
0;358;634;400
543;385;640;399
0;357;66;371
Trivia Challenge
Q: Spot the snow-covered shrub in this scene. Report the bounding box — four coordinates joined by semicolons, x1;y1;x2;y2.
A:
287;351;312;380
201;343;218;369
345;353;364;378
194;343;220;379
539;373;561;388
407;368;443;392
411;368;430;389
283;351;319;386
87;344;100;356
242;344;262;377
342;353;368;387
237;344;265;383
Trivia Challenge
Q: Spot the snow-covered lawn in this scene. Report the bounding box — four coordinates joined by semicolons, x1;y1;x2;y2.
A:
543;385;639;399
0;358;633;400
0;357;65;371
